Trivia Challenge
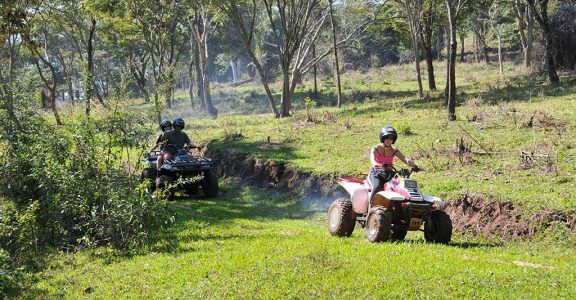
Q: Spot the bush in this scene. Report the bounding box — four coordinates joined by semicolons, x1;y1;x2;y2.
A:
0;103;173;293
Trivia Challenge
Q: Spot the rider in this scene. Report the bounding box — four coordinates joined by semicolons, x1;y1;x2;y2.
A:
156;117;195;171
367;126;419;202
150;119;172;153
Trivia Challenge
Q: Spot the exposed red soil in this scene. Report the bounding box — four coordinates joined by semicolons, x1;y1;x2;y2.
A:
443;193;575;240
206;148;575;241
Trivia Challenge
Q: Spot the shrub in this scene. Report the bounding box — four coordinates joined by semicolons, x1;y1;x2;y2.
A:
0;103;173;293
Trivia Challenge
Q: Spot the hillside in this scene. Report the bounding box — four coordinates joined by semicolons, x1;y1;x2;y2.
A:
17;62;576;298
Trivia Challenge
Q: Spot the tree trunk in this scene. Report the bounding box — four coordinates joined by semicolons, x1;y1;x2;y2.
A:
312;44;318;97
513;0;534;67
193;43;205;111
33;53;63;125
329;0;343;107
40;89;49;109
85;18;96;116
445;0;457;121
526;0;558;83
198;39;217;117
420;3;437;90
188;56;195;108
459;34;465;62
280;65;291;117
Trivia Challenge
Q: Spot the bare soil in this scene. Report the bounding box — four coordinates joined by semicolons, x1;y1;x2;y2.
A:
207;148;575;241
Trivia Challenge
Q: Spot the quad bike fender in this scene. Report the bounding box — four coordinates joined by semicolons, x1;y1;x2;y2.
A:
339;179;369;214
423;195;444;205
371;191;406;209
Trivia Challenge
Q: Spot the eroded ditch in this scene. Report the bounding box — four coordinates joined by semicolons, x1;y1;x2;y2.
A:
207;148;575;241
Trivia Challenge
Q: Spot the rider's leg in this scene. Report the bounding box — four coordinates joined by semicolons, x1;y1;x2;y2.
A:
367;171;384;202
156;153;164;173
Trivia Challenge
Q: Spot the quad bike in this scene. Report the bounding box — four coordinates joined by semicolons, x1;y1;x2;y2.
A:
140;146;218;199
327;165;452;244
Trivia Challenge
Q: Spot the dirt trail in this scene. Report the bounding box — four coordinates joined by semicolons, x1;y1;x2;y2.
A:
207;148;575;240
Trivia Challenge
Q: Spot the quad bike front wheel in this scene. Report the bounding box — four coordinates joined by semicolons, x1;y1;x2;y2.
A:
391;205;410;241
155;175;174;200
202;169;218;198
366;207;392;242
140;168;157;192
424;210;453;244
327;198;356;237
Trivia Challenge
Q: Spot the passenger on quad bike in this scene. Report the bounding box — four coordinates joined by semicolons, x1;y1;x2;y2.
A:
156;117;194;172
368;126;419;202
149;119;172;153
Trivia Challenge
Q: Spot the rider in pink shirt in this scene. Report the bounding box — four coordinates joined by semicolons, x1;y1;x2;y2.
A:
368;126;419;202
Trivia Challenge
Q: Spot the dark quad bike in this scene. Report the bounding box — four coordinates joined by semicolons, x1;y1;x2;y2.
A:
327;167;452;244
141;147;218;199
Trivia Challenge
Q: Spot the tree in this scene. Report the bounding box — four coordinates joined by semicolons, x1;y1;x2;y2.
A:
190;7;218;117
329;0;343;107
512;0;535;67
394;0;425;98
217;0;280;117
444;0;470;121
420;0;440;90
220;0;372;117
0;0;28;131
526;0;560;83
127;0;187;121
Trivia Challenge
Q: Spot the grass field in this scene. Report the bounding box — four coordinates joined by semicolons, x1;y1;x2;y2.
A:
29;182;576;299
24;62;576;298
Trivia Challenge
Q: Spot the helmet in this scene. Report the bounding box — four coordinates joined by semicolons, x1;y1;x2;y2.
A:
160;119;172;131
173;117;185;128
379;126;397;143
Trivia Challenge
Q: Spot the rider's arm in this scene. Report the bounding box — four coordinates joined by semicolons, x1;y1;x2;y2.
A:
184;132;195;148
395;150;417;168
369;147;380;167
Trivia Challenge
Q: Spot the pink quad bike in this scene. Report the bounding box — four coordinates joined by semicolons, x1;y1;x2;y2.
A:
327;166;452;244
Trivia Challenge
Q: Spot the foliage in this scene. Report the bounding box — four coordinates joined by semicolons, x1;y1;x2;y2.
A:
0;99;172;295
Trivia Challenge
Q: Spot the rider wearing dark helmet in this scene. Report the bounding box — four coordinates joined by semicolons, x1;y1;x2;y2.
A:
149;119;173;152
156;117;194;171
367;125;419;202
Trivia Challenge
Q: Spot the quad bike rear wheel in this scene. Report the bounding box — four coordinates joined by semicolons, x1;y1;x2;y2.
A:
366;207;392;242
424;210;453;244
156;175;174;200
327;198;356;237
202;169;218;198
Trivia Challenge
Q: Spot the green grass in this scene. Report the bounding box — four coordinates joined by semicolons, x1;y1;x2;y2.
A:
25;62;576;298
28;182;576;299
